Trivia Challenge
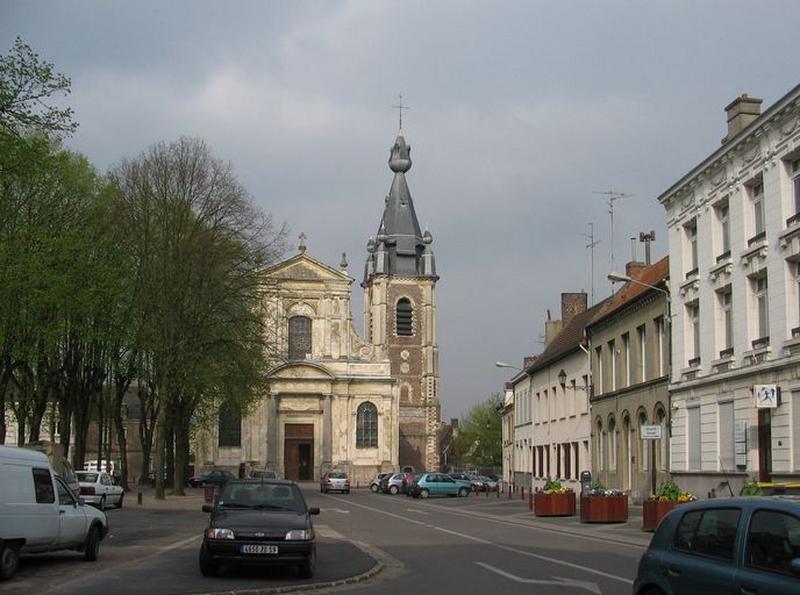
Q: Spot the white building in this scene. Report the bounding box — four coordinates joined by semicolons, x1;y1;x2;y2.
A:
659;85;800;497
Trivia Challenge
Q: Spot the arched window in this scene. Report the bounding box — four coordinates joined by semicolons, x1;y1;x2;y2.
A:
218;402;241;447
596;418;604;471
638;410;649;472
654;404;667;471
396;298;413;336
608;416;617;472
356;402;378;448
288;316;312;360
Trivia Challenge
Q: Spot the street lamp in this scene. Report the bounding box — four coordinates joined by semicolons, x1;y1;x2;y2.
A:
495;361;522;371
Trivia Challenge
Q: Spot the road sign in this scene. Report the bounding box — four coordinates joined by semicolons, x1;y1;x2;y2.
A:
755;385;779;409
640;424;662;440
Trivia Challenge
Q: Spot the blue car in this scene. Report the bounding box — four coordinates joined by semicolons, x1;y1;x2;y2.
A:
634;497;800;595
409;473;471;499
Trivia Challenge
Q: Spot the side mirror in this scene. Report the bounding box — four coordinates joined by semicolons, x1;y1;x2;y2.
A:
308;507;320;516
790;558;800;575
202;504;214;513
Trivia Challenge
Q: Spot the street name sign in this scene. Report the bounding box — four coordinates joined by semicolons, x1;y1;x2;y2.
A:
640;425;662;440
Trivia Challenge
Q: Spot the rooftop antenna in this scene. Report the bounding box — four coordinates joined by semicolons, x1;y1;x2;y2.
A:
392;93;409;130
593;188;633;286
580;223;601;306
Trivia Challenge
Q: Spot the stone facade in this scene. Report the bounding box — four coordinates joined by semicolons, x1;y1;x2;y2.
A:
194;249;398;485
659;85;800;497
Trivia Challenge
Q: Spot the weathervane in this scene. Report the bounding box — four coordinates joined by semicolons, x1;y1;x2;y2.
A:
392;93;409;130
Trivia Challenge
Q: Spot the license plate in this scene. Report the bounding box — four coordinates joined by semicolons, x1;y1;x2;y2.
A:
240;544;278;554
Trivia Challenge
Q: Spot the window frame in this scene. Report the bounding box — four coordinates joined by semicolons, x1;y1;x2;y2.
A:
745;508;800;577
32;467;55;504
395;297;414;337
288;315;313;360
218;402;242;448
356;401;379;449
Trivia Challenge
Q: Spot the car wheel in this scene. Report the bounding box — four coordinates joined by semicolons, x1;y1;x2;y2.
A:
390;485;399;495
198;544;218;577
420;489;429;499
458;487;469;497
84;526;101;561
298;548;315;579
117;493;124;509
0;543;20;581
370;484;378;493
99;495;107;511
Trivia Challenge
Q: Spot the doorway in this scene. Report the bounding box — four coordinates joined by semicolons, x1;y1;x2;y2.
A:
757;409;772;482
284;423;314;481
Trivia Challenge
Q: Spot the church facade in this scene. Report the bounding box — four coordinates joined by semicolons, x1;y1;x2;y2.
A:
193;128;441;481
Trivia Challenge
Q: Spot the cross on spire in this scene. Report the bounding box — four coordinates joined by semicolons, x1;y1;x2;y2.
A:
298;232;307;253
392;93;409;130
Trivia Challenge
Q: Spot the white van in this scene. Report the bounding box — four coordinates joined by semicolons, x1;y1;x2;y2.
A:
0;445;109;581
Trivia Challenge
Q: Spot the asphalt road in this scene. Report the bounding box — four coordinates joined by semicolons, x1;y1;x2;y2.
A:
2;486;648;595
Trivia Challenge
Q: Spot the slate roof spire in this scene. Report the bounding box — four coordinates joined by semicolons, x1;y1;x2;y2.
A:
363;129;437;284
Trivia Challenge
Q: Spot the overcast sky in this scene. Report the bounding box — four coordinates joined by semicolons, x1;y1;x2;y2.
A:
3;1;797;419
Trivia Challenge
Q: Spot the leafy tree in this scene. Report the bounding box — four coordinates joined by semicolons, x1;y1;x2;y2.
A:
453;393;503;469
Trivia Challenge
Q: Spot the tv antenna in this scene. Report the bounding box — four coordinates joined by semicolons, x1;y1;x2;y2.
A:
593;188;632;282
580;223;601;306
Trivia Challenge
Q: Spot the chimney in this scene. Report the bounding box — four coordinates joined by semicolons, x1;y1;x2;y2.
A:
722;93;762;143
561;292;587;325
544;320;564;346
625;261;646;279
523;355;538;369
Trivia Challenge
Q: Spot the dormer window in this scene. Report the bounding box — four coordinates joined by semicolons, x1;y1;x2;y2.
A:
396;298;413;336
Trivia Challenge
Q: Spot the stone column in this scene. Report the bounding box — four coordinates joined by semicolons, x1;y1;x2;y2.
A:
267;394;279;470
322;394;333;469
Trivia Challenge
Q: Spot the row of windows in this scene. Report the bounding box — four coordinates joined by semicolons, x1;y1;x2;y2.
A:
594;405;668;474
514;440;588;481
515;376;591;426
594;317;668;395
217;401;379;449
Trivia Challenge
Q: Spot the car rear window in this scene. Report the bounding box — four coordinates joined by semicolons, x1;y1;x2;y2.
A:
673;508;741;562
746;509;800;577
79;472;99;483
329;472;346;479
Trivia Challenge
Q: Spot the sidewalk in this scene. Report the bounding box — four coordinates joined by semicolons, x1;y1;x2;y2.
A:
126;485;208;511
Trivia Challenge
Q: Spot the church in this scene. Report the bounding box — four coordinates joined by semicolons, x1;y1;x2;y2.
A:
193;128;441;483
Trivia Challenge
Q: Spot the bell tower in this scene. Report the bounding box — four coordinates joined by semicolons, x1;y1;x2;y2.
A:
362;129;440;472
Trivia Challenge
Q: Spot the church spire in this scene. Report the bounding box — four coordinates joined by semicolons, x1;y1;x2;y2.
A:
363;128;437;284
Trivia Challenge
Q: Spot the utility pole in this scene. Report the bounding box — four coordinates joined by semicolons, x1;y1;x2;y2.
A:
593;189;632;284
581;223;601;306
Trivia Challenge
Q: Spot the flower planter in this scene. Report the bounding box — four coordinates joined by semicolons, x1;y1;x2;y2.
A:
642;499;681;531
580;494;628;523
534;490;576;517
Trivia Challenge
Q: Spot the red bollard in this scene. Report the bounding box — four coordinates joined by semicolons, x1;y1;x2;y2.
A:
528;491;533;511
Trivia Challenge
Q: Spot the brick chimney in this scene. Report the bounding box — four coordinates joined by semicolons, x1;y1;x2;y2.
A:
625;261;646;279
561;292;588;325
722;93;762;144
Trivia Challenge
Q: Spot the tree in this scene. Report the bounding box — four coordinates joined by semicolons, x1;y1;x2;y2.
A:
110;137;286;497
453;393;503;469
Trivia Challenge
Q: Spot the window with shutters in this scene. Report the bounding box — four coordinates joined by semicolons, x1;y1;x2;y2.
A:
356;402;378;448
218;402;241;447
288;316;312;360
688;406;701;470
395;298;413;336
719;401;735;470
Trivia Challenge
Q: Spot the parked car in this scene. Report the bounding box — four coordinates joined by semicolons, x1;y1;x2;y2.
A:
406;473;423;497
479;476;498;491
450;472;483;492
634;497;800;595
250;469;277;480
0;445;108;581
369;472;391;493
409;473;471;499
320;471;350;494
380;473;408;495
199;479;320;578
76;470;124;510
189;469;235;488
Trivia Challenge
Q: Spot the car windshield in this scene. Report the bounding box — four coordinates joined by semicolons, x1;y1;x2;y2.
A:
78;472;99;483
217;483;306;512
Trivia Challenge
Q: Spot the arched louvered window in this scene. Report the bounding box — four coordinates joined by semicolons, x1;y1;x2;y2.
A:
218;402;241;447
396;298;413;336
356;402;378;448
288;316;312;360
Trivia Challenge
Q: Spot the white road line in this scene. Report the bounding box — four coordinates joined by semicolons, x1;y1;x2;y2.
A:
475;562;602;594
406;509;429;515
322;494;633;585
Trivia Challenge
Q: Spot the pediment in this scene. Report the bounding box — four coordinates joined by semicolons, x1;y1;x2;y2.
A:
266;253;353;283
268;361;335;379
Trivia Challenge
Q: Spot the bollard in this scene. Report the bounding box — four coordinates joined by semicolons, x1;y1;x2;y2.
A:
137;491;142;505
521;486;525;500
496;486;500;498
528;491;533;511
485;486;488;498
508;484;512;499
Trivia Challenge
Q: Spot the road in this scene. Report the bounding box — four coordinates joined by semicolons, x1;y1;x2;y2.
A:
1;485;648;595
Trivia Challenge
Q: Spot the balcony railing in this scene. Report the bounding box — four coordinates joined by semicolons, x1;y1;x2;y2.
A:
715;250;731;264
747;231;767;247
751;336;770;350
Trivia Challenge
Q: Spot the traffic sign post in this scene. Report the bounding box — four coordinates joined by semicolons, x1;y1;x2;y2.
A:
641;425;662;496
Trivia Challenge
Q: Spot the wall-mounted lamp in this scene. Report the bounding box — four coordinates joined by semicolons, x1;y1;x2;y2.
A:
558;368;567;388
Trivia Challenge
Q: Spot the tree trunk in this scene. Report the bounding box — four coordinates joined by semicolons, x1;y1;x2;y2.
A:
113;380;130;491
165;419;175;490
58;399;72;461
172;403;190;496
153;405;167;499
96;398;104;469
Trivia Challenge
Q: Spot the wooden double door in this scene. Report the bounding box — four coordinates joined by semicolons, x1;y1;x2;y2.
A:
284;423;314;481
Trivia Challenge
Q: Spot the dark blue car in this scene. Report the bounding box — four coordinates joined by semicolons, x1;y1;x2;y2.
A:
634;497;800;594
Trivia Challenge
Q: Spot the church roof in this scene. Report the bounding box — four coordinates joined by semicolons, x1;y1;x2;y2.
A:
363;130;437;284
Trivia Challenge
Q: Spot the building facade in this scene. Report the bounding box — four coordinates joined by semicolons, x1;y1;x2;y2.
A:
362;130;441;472
194;245;399;485
499;383;515;486
587;257;671;502
659;85;800;497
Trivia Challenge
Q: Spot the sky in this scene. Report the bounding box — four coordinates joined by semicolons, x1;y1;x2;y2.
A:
3;1;798;419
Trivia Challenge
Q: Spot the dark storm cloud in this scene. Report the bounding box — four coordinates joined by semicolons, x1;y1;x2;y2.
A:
3;0;797;417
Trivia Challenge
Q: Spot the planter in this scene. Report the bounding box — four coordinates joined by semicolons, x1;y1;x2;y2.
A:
642;499;681;531
580;494;628;523
534;490;576;517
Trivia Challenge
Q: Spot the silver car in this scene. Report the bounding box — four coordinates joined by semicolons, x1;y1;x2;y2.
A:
381;473;406;495
320;470;350;494
370;472;390;493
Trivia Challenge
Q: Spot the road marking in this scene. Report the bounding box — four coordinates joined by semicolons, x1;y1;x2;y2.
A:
406;509;429;515
328;508;351;514
476;562;602;594
322;494;633;585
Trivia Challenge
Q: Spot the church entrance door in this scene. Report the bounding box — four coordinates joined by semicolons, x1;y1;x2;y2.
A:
284;423;314;481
